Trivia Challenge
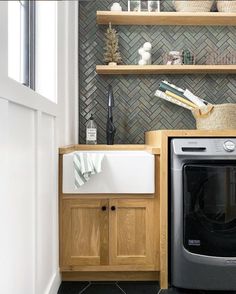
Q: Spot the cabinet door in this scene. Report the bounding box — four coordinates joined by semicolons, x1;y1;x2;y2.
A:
61;199;109;267
109;199;154;266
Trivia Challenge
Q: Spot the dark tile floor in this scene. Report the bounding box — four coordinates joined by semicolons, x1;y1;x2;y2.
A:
58;282;236;294
57;282;159;294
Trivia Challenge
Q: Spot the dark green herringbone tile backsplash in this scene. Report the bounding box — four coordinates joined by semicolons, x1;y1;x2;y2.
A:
79;0;236;144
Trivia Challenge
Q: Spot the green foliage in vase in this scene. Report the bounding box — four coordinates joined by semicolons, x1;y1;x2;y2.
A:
104;23;122;65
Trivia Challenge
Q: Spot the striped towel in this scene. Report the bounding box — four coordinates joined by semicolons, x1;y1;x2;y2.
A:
73;152;104;188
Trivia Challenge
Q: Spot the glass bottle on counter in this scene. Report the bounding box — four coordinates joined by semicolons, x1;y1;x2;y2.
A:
86;114;97;145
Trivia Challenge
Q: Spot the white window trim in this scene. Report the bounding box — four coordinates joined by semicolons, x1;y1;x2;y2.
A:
57;0;79;145
0;2;57;117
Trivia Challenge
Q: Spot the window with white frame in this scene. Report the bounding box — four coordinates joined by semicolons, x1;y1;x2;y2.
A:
8;0;57;103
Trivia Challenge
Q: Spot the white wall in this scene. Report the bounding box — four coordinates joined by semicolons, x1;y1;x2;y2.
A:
0;99;58;294
0;1;78;294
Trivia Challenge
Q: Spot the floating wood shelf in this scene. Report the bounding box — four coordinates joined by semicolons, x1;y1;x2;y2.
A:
96;65;236;75
96;11;236;26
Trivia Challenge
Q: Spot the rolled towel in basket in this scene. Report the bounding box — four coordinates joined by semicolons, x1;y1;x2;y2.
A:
73;152;104;188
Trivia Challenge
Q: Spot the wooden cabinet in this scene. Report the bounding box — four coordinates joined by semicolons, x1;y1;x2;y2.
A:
59;147;160;284
61;199;109;267
60;197;157;270
109;199;154;266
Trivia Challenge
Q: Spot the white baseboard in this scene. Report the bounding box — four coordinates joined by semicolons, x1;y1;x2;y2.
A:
45;270;61;294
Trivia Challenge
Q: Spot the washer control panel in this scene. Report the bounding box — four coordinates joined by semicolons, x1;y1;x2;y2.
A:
172;138;236;156
223;140;236;152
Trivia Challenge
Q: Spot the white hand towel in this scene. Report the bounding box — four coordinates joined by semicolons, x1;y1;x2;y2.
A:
73;152;104;188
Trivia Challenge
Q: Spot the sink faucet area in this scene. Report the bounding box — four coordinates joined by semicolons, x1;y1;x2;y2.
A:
106;85;116;145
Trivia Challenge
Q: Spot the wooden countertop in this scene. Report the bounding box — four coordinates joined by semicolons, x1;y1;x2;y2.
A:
146;129;236;136
145;129;236;147
59;130;236;155
59;144;161;155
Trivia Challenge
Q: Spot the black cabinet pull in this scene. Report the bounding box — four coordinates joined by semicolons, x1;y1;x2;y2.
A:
111;206;116;211
101;206;107;211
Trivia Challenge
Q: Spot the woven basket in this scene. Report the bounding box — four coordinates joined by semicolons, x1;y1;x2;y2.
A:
192;104;236;130
217;1;236;12
173;0;213;12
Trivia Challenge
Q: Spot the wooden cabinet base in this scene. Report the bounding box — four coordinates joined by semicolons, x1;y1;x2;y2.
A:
59;150;162;286
61;271;160;281
60;265;158;272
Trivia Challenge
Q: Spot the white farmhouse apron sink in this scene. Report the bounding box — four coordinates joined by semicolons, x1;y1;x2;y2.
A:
63;151;155;194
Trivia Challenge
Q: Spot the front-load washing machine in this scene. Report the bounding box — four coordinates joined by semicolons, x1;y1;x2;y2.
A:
171;138;236;290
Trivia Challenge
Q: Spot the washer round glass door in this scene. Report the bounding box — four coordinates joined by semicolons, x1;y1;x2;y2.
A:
183;161;236;257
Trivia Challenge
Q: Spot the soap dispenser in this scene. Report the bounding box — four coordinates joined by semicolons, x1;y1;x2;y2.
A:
86;114;97;145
